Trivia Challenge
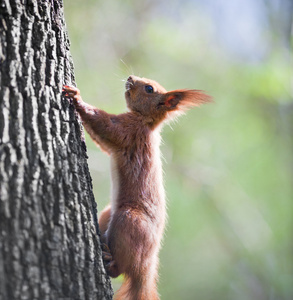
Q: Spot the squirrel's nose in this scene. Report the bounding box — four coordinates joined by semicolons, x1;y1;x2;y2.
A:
127;75;139;86
126;76;134;91
127;76;134;83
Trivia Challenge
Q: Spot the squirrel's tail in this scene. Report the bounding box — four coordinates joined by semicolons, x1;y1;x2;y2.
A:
114;273;159;300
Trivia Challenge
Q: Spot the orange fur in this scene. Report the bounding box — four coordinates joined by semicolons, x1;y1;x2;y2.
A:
63;75;211;300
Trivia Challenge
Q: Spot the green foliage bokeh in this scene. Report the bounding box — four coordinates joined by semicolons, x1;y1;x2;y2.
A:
64;1;293;299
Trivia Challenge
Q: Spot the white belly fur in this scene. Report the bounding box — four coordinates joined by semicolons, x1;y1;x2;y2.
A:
110;155;119;213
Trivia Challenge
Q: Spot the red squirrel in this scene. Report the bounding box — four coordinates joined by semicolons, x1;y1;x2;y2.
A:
63;75;211;300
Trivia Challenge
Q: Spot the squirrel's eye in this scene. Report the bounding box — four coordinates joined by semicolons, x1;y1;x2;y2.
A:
145;85;154;94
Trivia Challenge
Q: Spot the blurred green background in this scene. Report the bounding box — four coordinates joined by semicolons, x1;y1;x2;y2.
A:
64;0;292;299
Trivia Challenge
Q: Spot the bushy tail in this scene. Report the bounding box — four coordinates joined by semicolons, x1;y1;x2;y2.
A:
114;275;159;300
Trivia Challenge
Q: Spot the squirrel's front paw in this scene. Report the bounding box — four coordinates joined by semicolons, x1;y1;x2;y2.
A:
62;85;81;103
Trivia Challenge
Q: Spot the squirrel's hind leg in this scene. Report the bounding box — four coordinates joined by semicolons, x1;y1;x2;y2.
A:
99;205;121;277
99;204;111;239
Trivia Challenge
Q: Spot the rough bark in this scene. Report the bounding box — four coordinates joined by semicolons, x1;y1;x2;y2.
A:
0;1;113;299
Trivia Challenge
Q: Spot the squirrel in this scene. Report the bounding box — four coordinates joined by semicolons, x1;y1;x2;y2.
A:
63;75;211;300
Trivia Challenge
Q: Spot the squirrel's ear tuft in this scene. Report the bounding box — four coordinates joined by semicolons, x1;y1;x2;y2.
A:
161;89;212;111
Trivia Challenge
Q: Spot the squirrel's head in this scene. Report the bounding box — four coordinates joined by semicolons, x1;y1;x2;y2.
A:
125;75;212;126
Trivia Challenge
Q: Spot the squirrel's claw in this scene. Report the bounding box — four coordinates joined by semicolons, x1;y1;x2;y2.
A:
101;243;111;252
102;251;112;262
101;243;120;277
62;85;81;103
101;243;112;263
62;85;80;95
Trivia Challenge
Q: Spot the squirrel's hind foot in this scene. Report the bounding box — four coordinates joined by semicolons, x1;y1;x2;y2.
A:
101;243;121;278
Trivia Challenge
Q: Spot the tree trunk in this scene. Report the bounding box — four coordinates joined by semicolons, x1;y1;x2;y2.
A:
0;1;113;299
